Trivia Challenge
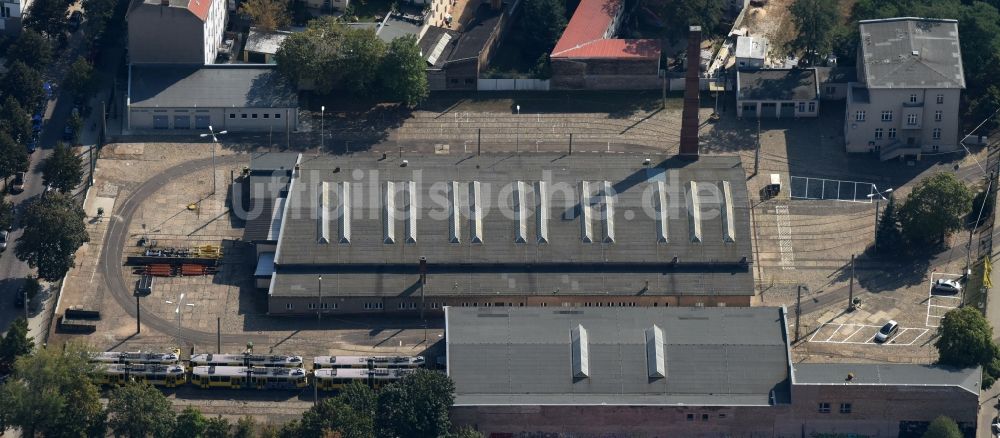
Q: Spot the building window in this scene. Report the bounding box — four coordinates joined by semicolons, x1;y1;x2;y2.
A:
686;414;694;421
285;303;293;310
933;128;942;140
839;403;852;414
909;94;917;103
881;111;892;121
252;113;258;119
907;114;917;125
874;128;883;139
933;145;940;152
717;302;726;307
935;110;942;122
229;113;235;119
241;114;248;119
263;113;269;119
718;413;727;419
695;302;705;307
937;94;944;104
825;86;835;95
888;128;896;139
275;113;282;119
808;102;816;112
856;111;866;122
818;403;831;413
701;414;709;421
798;102;805;113
465;78;475;85
308;303;317;310
364;302;383;310
410;302;417;309
398;302;406;309
431;302;441;309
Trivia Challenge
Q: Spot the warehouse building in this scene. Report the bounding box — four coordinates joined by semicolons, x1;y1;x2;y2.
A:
126;65;299;132
253;153;755;315
446;306;980;437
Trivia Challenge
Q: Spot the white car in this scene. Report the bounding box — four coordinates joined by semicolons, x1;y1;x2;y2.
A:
932;278;962;295
874;320;899;343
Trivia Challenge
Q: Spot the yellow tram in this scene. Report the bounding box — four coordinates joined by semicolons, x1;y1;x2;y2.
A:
189;353;304;368
95;363;187;388
312;355;425;369
314;367;414;391
191;366;309;389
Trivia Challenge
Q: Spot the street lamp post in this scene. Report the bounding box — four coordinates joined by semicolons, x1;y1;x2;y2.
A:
317;275;322;324
200;126;227;196
866;186;894;253
165;293;196;350
320;106;325;153
515;105;520;153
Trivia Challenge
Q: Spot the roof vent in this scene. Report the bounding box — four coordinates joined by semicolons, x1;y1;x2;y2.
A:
468;181;483;244
536;181;549;244
721;181;735;243
601;181;615;244
911;50;919;57
688;181;702;243
571;325;589;379
580;182;593;243
339;182;351;244
405;181;417;244
513;181;527;243
383;182;396;244
645;325;666;379
317;182;330;244
448;181;461;243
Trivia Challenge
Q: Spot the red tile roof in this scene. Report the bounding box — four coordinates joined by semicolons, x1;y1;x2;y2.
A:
187;0;211;21
550;0;660;60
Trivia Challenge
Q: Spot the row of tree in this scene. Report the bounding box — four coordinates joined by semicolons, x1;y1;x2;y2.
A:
874;173;974;255
0;332;480;438
274;17;430;106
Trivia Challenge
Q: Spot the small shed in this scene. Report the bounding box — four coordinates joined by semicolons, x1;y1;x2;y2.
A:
736;68;820;118
243;28;292;64
735;36;768;69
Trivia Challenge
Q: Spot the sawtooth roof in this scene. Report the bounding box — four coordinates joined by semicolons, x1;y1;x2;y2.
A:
858;17;965;89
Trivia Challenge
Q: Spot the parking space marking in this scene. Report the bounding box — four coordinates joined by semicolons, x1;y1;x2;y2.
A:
774;205;795;270
808;323;929;346
926;273;963;328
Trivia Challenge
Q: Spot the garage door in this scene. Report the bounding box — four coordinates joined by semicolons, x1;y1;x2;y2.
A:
760;103;776;118
780;102;795;118
195;115;210;129
153;115;169;129
174;115;190;129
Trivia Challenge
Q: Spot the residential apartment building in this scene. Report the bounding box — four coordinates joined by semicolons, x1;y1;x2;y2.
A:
844;18;965;160
0;0;29;36
126;0;227;64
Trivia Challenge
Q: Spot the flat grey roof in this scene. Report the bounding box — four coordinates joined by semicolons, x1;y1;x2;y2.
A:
737;68;818;101
377;15;422;43
735;36;767;60
858;18;965;89
850;84;870;103
815;66;857;84
250;152;299;173
129;65;298;109
446;306;791;406
244;29;292;56
268;154;753;298
792;363;980;395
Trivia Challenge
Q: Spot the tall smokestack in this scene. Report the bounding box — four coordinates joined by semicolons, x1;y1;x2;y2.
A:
679;26;701;157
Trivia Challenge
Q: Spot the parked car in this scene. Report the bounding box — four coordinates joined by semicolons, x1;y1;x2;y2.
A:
14;288;23;308
31;114;42;133
27;135;37;154
63;125;75;141
932;278;962;294
0;230;8;251
992;416;1000;435
68;11;83;32
11;172;25;194
874;320;899;343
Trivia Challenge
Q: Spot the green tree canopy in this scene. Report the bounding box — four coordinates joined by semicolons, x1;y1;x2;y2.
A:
204;416;231;438
41;142;84;193
0;197;14;232
935;307;998;368
0;343;105;437
874;195;903;254
107;381;176;438
898;173;973;247
338;27;386;95
240;0;290;32
789;0;840;65
233;415;256;438
82;0;117;42
15;191;89;281
0;131;30;181
174;406;208;438
300;394;373;438
921;415;962;438
378;36;430;107
23;0;70;38
377;369;456;438
64;57;96;102
647;0;722;41
5;29;53;70
519;0;566;54
0;317;33;375
274;18;343;93
1;61;43;110
0;96;34;144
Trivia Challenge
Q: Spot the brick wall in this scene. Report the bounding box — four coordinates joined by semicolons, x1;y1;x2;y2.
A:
551;58;660;90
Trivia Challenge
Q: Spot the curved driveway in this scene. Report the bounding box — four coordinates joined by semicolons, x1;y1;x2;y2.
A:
99;153;271;346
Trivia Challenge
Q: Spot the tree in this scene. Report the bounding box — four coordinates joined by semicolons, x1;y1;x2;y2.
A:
647;0;722;41
175;406;208;438
0;96;34;144
0;343;104;438
274;18;343;93
376;370;456;438
337;27;386;95
0;197;14;232
5;29;53;70
240;0;290;32
108;381;176;438
23;0;70;38
15;191;89;281
378;36;429;107
0;317;33;375
204;416;231;438
300;396;372;438
82;0;117;40
41;142;84;193
0;132;30;182
935;307;998;368
233;415;256;438
789;0;840;65
519;0;566;54
451;427;485;438
874;195;903;254
64;57;96;102
1;61;43;110
922;415;962;438
898;173;973;248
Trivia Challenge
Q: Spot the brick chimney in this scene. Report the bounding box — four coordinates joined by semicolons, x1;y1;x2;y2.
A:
679;26;701;157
